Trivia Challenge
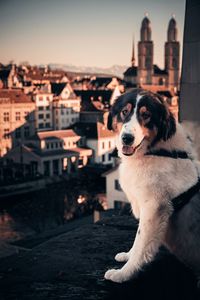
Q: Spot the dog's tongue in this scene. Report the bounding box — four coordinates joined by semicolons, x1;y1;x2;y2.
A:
122;145;135;156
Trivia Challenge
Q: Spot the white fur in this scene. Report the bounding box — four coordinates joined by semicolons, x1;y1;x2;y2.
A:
105;118;200;283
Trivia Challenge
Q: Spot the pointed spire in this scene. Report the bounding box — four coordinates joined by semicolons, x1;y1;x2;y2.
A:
141;14;151;41
167;15;177;41
131;35;135;67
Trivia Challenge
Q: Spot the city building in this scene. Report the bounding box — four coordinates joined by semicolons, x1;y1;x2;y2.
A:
0;89;35;157
0;64;23;89
124;16;180;89
3;129;92;178
102;165;128;209
51;83;81;130
73;122;116;165
23;65;69;85
33;90;54;131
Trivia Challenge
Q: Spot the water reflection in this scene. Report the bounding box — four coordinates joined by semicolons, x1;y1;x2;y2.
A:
0;174;106;243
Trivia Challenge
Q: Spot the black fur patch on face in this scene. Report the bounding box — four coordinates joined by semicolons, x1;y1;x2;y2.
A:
107;88;144;130
136;92;176;144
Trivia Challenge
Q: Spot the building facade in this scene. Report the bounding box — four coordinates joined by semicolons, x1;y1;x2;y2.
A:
0;89;35;157
103;166;128;209
3;129;92;178
51;83;80;130
33;91;54;131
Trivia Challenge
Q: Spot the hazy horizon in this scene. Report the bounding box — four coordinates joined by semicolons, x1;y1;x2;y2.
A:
0;0;185;69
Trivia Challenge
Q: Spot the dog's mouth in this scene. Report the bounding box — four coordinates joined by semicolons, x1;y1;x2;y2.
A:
122;138;145;156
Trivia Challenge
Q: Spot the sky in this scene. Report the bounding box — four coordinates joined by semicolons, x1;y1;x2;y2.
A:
0;0;186;69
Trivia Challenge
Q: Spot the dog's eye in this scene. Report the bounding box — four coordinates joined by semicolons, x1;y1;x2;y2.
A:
141;111;151;120
120;103;132;121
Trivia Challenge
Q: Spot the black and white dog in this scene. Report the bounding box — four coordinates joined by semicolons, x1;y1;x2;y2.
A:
104;88;200;283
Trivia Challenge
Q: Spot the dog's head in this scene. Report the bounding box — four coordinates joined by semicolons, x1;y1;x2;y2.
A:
107;88;176;156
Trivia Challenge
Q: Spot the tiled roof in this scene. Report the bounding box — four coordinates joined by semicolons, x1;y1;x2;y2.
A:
0;69;11;81
0;89;33;104
51;83;66;96
37;130;80;140
75;90;112;108
72;122;115;139
123;66;137;76
32;148;79;158
90;77;113;88
153;65;168;75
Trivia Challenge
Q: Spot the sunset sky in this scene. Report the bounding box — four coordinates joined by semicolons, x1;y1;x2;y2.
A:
0;0;185;69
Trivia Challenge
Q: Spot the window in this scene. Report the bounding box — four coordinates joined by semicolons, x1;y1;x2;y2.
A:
38;107;44;111
24;126;30;137
3;112;9;122
102;141;105;149
108;153;113;161
39;96;43;101
46;122;50;128
46;143;50;149
46;114;50;119
39;114;44;119
39;123;44;129
60;142;62;148
114;200;123;210
115;179;122;191
51;143;54;149
172;58;177;68
46;105;50;110
15;112;21;121
43;161;50;176
15;128;21;138
4;128;10;139
108;141;111;149
102;154;105;162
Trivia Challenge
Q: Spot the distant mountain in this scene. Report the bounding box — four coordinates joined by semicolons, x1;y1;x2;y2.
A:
48;63;128;78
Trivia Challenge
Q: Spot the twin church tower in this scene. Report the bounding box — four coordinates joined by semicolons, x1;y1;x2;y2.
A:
124;15;180;89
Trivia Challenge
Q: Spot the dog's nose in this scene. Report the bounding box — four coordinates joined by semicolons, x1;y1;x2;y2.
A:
122;133;134;145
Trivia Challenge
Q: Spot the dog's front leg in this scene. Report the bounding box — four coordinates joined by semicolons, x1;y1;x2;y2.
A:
105;201;172;283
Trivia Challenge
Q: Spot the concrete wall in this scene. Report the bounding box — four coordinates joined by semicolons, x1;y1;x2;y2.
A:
179;0;200;158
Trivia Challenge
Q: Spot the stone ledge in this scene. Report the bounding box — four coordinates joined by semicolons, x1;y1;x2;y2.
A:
0;214;199;300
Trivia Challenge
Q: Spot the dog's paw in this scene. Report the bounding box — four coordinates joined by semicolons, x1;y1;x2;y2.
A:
115;252;130;262
104;269;130;283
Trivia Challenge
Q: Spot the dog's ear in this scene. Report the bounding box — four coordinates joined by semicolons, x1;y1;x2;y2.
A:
160;105;176;141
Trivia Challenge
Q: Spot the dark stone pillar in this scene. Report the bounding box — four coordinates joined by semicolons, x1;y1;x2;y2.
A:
179;0;200;157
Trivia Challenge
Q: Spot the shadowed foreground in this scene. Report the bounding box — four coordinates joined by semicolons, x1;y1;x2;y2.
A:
0;214;199;300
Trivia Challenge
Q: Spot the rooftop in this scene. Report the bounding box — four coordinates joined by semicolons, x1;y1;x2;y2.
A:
0;213;198;300
34;130;80;140
0;89;33;104
72;122;115;139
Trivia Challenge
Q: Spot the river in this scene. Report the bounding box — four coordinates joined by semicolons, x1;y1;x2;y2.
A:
0;171;106;244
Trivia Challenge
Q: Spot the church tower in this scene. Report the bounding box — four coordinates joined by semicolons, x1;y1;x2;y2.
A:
131;36;136;67
165;17;180;88
138;15;153;85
